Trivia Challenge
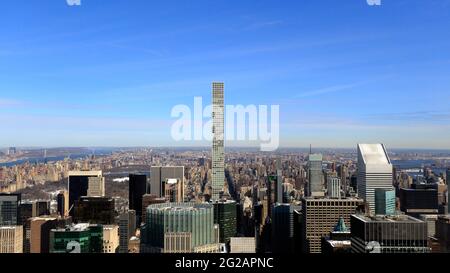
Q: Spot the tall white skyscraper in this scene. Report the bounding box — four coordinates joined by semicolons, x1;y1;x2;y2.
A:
327;176;341;199
357;144;393;214
212;82;225;201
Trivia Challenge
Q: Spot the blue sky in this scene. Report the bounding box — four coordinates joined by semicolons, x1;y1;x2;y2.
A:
0;0;450;149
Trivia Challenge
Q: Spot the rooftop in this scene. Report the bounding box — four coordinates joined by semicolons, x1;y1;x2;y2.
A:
358;144;391;165
353;214;423;223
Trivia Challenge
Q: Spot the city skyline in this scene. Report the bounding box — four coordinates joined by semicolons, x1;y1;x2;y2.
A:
1;1;450;148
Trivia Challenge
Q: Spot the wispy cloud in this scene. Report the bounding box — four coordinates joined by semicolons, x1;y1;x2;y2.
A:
243;20;284;31
365;110;450;122
294;82;363;98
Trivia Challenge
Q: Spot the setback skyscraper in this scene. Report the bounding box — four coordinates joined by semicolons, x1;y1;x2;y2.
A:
68;171;104;216
357;144;393;214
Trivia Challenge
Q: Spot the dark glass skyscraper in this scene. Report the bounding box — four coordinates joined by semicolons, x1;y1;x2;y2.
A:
74;197;115;225
129;174;147;226
213;200;237;244
0;193;21;226
68;171;103;217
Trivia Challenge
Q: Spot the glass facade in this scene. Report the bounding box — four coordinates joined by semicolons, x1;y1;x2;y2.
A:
0;194;20;226
145;202;215;251
213;201;237;244
50;224;103;253
375;188;396;215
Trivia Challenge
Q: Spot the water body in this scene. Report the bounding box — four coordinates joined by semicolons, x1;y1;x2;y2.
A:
0;152;110;167
392;159;447;176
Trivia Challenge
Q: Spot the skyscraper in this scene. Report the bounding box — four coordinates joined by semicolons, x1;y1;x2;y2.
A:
57;190;69;217
103;225;119;253
74;197;116;225
129;174;147;226
212;82;225;201
357;144;393;214
307;154;324;197
399;184;439;217
213;200;237;244
30;216;58;253
375;188;396;215
271;203;300;253
301;197;364;253
446;168;450;185
141;194;166;224
150;166;184;199
276;158;283;203
0;226;23;253
68;171;104;216
327;176;341;199
0;193;21;226
142;202;218;253
32;201;50;217
87;175;105;197
351;214;429;253
119;210;136;253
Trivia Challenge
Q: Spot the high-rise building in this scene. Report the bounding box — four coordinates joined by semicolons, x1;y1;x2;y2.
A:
272;203;300;253
338;164;348;196
375;188;396;215
0;226;23;253
307;154;324;197
7;147;17;155
301;197;364;253
141;194;166;225
357;144;393;214
0;193;21;226
351;214;430;253
212;82;225;201
446;168;450;185
163;178;184;203
74;197;115;225
68;171;104;216
129;174;147;226
420;214;439;238
435;215;450;252
276;158;283;203
87;175;105;197
50;224;103;253
57;190;69;217
142;202;218;253
19;201;32;253
33;200;50;217
119;210;136;253
103;225;119;253
19;202;33;226
150;166;184;200
213;200;237;244
230;237;256;253
327;176;341;199
400;184;439;217
30;216;58;253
